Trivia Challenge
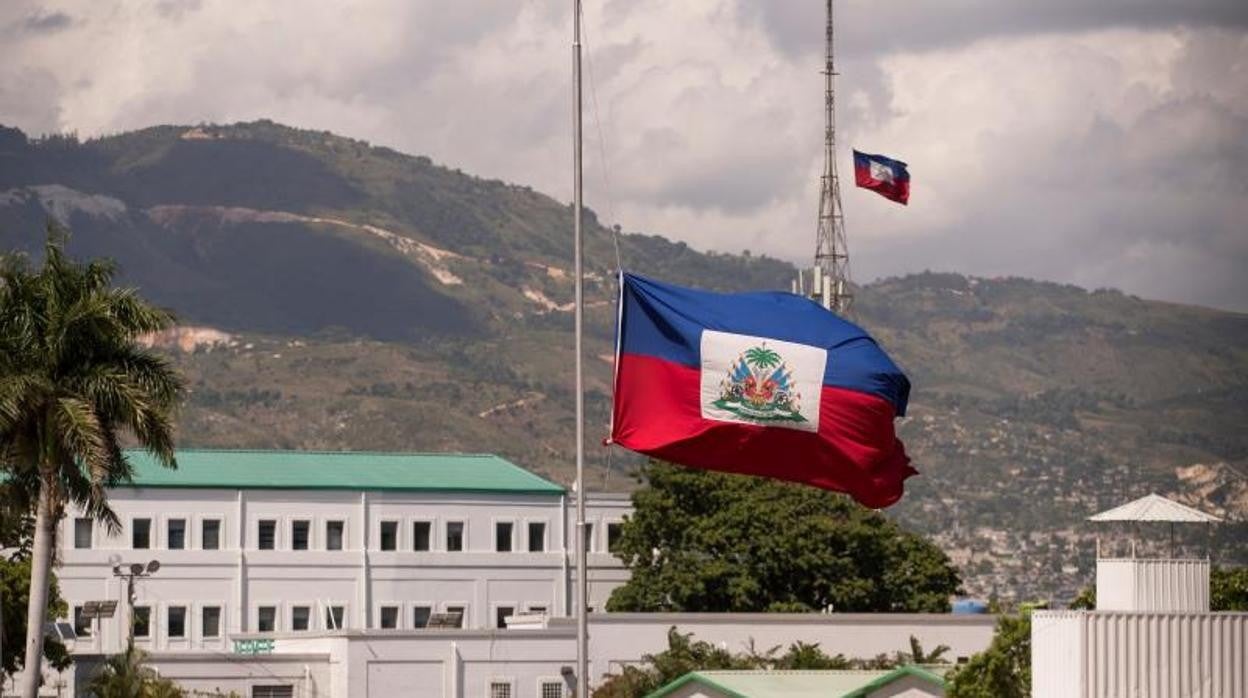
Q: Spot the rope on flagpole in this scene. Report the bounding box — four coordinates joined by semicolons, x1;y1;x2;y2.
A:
578;1;624;276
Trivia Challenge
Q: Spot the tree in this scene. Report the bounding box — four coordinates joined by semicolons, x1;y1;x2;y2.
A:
0;557;71;679
606;461;961;613
0;229;185;698
88;644;186;698
1210;565;1248;611
945;614;1031;698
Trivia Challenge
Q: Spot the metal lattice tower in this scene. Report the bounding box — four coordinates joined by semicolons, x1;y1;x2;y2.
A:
812;0;853;314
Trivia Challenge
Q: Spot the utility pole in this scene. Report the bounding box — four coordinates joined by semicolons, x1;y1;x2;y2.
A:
808;0;853;314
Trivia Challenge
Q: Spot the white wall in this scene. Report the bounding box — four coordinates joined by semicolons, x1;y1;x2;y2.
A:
58;487;630;655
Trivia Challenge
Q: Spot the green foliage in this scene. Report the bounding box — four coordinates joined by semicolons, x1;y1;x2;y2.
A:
592;627;924;697
1210;566;1248;611
0;227;186;690
89;644;186;698
0;227;186;527
0;557;71;675
606;461;961;613
946;614;1031;698
1069;585;1096;610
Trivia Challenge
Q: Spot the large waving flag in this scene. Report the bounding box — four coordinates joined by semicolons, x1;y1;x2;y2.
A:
610;273;915;508
853;150;910;205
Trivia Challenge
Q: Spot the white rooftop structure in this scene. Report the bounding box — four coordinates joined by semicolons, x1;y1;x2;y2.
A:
1087;493;1222;523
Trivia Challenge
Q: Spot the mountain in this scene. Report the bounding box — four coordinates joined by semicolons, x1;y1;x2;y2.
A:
2;121;1245;604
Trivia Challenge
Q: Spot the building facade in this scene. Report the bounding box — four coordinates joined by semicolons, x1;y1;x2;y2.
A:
55;450;630;657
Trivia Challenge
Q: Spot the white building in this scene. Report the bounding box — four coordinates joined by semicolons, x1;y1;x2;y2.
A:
25;449;999;697
1031;494;1248;697
55;449;630;657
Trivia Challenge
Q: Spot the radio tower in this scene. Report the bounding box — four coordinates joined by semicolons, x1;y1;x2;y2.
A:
809;0;852;314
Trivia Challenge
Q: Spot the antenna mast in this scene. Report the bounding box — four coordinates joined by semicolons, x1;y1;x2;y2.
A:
808;0;853;313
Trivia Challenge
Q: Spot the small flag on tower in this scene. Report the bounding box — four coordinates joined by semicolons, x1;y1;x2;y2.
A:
853;150;910;205
610;273;916;508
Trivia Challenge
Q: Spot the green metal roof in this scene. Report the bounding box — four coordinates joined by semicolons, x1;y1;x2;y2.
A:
117;449;565;495
646;666;948;698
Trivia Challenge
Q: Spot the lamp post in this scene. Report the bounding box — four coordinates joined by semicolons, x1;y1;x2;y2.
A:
112;560;160;649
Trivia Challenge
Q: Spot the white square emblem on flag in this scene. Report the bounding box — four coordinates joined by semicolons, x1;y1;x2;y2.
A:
700;329;826;432
869;160;895;184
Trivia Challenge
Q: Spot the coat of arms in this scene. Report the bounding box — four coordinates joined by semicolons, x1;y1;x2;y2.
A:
712;344;806;423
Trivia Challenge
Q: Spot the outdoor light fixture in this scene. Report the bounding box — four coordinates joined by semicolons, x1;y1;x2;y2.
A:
113;559;162;647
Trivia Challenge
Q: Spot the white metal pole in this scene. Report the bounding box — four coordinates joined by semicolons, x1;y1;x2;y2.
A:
572;0;589;695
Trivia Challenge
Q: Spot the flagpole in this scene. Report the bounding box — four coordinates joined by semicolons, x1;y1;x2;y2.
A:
572;0;589;695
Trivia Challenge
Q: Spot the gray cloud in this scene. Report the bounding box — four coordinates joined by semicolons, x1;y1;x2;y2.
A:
20;9;73;34
738;0;1248;58
0;1;1245;311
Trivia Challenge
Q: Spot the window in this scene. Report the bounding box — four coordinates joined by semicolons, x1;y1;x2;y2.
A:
445;605;465;628
495;522;513;552
489;682;513;698
379;520;398;551
73;606;91;636
167;606;186;638
446;521;464;551
167;519;186;550
412;606;432;628
257;520;276;550
540;681;565;698
607;523;623;553
291;606;310;631
251;687;293;698
202;606;221;638
291;520;309;550
257;606;276;632
379;606;398;629
73;518;92;549
325;605;345;630
132;518;152;549
412;521;431;551
326;520;344;550
528;605;547;615
527;522;546;552
202;519;221;550
133;606;151;638
583;523;593;552
495;606;514;629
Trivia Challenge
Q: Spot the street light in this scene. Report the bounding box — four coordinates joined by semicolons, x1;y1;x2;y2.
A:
113;560;160;648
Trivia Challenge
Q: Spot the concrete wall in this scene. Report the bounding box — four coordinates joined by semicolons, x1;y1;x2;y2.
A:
1032;610;1248;698
564;613;996;680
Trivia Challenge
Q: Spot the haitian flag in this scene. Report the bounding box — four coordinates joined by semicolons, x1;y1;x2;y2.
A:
853;150;910;205
610;273;916;508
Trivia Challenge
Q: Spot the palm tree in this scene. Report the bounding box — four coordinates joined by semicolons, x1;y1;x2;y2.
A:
0;229;184;698
89;643;186;698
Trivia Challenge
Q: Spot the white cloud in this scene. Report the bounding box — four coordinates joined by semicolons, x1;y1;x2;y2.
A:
0;1;1245;310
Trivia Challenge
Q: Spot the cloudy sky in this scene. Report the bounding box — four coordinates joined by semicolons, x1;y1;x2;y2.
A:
3;1;1246;311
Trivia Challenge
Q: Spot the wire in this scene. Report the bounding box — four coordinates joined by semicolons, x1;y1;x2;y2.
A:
578;1;624;276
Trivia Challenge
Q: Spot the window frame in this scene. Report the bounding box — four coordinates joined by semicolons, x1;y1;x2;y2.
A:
493;604;516;629
166;517;187;550
324;603;346;630
256;605;278;633
73;517;92;550
378;605;400;629
378;519;399;551
411;604;433;629
166;604;188;639
132;605;152;639
445;520;466;552
290;519;311;551
200;517;223;551
131;517;152;550
256;518;278;551
526;520;547;553
494;519;515;553
325;519;346;551
290;604;311;632
200;604;223;639
411;519;433;552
